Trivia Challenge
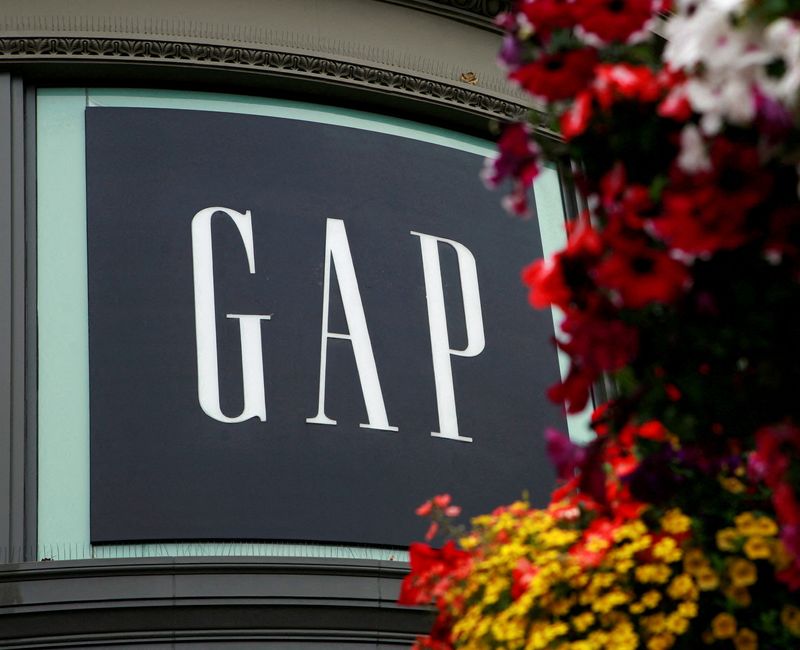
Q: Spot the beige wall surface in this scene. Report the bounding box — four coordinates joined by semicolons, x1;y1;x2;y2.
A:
0;0;526;109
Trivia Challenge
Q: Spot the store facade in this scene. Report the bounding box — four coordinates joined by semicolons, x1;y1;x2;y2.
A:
0;1;580;646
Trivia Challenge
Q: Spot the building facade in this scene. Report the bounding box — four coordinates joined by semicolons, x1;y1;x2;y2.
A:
0;1;578;647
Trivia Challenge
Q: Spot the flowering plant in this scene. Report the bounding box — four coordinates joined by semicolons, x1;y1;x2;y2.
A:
401;0;800;647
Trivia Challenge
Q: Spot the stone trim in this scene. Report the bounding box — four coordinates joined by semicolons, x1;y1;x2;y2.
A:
0;557;430;648
0;36;528;121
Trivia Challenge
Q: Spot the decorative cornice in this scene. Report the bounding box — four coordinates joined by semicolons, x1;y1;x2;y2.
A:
0;36;528;121
430;0;511;16
379;0;511;28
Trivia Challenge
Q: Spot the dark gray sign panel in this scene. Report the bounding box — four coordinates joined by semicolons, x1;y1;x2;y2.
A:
86;107;564;546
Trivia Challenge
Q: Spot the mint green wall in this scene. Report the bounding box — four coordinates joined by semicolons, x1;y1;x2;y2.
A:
36;88;583;561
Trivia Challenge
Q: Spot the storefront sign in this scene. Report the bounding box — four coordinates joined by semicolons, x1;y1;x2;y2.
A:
86;107;565;545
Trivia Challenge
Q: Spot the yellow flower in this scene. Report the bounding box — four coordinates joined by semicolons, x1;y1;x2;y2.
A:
711;613;737;639
652;537;682;563
641;590;662;609
752;516;778;537
728;558;757;587
647;633;676;650
665;612;690;635
724;586;752;608
734;512;759;536
661;509;692;535
677;601;698;618
571;611;595;633
635;563;672;584
695;566;720;591
734;627;758;650
781;605;800;636
743;536;771;560
720;476;746;494
771;539;793;569
667;573;696;600
592;588;631;614
716;528;741;551
683;548;707;575
642;613;667;634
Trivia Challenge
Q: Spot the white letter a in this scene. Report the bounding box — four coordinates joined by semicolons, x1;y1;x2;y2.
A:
307;219;397;432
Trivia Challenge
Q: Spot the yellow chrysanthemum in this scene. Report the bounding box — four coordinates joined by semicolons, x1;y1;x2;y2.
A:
667;573;696;600
752;516;778;537
695;565;720;591
734;512;759;537
661;509;692;535
652;537;682;563
665;612;690;635
641;590;662;609
771;539;793;569
781;605;800;636
571;611;595;633
647;632;676;650
719;476;746;494
733;627;758;650
743;536;771;560
728;558;757;587
711;612;737;639
724;585;752;608
683;548;708;575
635;563;672;584
716;528;741;552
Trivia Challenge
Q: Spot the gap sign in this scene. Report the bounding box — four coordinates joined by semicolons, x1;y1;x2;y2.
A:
87;107;565;546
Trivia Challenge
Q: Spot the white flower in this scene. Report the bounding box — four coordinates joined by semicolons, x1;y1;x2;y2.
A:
758;18;800;107
664;0;770;133
677;124;712;173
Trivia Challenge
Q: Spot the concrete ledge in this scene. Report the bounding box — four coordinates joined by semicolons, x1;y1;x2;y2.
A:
0;557;431;648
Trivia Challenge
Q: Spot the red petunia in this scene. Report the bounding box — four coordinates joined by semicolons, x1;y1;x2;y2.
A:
511;558;540;599
576;0;658;44
593;236;690;307
518;0;579;37
649;139;772;257
522;257;572;309
546;427;587;480
561;90;593;140
483;122;540;216
522;220;604;309
510;47;598;101
398;541;472;606
549;309;638;412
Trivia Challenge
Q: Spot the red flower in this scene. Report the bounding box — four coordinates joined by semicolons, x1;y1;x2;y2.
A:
398;541;471;606
519;0;579;37
483;123;540;216
549;309;638;412
593;235;690;307
560;310;638;371
650;139;772;256
482;123;539;189
570;518;618;567
522;219;604;310
576;0;658;43
592;64;663;108
511;558;540;599
546;427;587;480
522;257;572;309
510;47;598;101
548;367;596;414
561;91;593;140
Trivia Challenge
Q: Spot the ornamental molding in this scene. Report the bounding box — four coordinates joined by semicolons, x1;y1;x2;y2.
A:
0;36;528;121
380;0;511;26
